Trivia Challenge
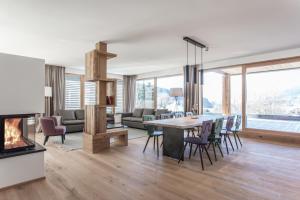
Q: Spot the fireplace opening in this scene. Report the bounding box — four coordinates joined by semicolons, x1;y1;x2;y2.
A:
0;114;36;153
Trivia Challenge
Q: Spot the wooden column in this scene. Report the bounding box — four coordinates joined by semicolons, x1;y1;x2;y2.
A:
83;42;127;154
241;66;247;131
222;74;231;115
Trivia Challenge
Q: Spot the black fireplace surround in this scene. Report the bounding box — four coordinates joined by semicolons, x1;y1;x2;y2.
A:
0;113;36;153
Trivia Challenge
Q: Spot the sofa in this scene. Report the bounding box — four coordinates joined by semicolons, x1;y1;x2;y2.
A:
57;109;115;133
121;108;169;129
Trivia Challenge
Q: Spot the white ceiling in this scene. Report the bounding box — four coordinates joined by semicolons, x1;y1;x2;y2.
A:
1;0;300;75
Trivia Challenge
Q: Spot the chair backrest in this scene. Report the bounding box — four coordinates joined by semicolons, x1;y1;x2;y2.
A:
200;120;213;143
226;116;235;131
143;115;156;135
40;117;56;136
160;113;172;119
212;118;224;138
186;112;193;117
235;115;242;131
174;112;184;118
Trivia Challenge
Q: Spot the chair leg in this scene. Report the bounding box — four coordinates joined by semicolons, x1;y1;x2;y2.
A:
207;142;211;150
156;136;159;157
187;129;190;137
61;135;64;144
193;145;199;156
153;136;156;150
233;133;239;149
236;133;242;147
43;136;49;145
204;146;213;165
198;145;204;170
224;135;229;155
143;136;151;153
192;130;195;137
212;142;217;161
227;135;235;151
160;136;163;148
178;142;188;163
216;142;224;157
189;143;193;159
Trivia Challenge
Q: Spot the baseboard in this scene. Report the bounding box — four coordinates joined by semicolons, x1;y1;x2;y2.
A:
241;130;300;145
0;177;45;191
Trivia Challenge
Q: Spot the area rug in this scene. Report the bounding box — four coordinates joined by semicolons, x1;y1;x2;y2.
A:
38;128;147;152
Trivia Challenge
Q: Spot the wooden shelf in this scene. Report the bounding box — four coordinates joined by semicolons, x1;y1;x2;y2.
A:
98;51;117;59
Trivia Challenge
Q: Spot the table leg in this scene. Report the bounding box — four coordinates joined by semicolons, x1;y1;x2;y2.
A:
163;127;184;160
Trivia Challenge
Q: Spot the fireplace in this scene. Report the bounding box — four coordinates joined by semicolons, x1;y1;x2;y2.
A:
0;114;36;153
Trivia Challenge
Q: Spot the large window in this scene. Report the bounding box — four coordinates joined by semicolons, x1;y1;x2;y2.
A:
65;74;81;110
84;81;96;105
230;75;242;115
135;79;154;108
246;66;300;133
202;72;223;114
157;75;184;111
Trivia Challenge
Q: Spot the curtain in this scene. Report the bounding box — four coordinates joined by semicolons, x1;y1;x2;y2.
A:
45;65;65;116
123;75;136;112
184;65;199;113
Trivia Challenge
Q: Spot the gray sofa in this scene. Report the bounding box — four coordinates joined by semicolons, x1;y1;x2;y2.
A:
58;109;115;133
121;108;169;129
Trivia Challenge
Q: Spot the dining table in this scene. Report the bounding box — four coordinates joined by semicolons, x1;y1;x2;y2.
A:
144;114;222;160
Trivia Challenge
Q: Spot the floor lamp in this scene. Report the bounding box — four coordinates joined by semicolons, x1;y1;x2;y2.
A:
44;86;52;116
170;88;183;112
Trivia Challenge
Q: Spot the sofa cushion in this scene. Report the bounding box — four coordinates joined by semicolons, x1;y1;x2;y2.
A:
63;120;84;125
155;109;168;116
75;110;85;120
122;117;143;123
143;108;154;116
61;110;76;121
133;109;144;117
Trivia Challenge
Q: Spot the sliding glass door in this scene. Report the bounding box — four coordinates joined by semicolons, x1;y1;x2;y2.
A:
157;75;184;112
246;65;300;133
135;79;155;108
202;72;223;114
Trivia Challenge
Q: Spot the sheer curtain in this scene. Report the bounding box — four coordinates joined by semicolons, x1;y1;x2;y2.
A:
123;75;136;112
45;65;65;116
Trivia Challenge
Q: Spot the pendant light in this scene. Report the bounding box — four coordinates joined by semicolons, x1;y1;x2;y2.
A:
200;47;204;85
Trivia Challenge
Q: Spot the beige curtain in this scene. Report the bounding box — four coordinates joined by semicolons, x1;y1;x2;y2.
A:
184;65;199;113
123;75;136;112
45;65;65;116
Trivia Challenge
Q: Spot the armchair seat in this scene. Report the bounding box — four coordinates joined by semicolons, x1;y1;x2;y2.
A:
40;117;66;145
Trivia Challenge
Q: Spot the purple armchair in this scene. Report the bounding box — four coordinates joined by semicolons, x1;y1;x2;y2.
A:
40;117;66;145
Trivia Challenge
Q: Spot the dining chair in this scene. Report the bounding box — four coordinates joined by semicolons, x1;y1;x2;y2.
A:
220;116;235;154
185;112;193;117
232;115;242;149
185;112;197;137
207;118;224;161
160;113;173;119
143;115;163;157
178;120;213;170
174;112;184;118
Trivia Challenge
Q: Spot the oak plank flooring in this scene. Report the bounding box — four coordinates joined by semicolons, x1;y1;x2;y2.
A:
1;134;300;200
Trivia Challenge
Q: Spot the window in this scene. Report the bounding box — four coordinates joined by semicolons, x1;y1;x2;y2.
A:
157;75;184;111
202;72;223;114
246;65;300;133
84;81;96;105
230;75;242;115
65;74;81;110
115;80;123;113
135;79;154;108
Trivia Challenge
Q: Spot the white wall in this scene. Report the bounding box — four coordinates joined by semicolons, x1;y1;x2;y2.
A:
0;52;45;115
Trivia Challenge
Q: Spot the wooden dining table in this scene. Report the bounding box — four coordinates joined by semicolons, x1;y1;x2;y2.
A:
144;115;221;160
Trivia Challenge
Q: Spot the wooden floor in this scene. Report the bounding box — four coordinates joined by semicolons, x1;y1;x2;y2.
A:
1;134;300;200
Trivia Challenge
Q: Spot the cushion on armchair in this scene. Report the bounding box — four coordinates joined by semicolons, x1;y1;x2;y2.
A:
75;110;85;120
133;109;144;117
61;110;76;121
